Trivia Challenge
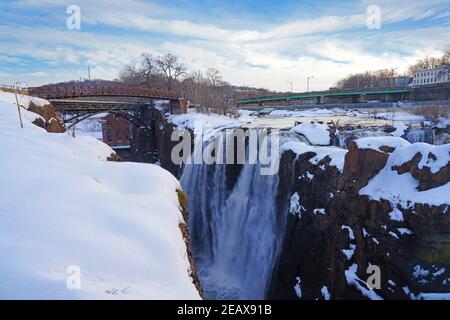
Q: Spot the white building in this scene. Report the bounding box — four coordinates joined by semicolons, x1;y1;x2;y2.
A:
412;64;450;86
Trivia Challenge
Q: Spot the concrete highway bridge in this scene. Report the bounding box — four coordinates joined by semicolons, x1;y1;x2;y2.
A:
236;88;411;107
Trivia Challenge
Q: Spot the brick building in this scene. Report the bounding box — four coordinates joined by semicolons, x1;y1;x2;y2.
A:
100;114;133;159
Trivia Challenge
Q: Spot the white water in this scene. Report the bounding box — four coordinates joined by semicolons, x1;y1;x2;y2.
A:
180;131;286;299
405;128;435;144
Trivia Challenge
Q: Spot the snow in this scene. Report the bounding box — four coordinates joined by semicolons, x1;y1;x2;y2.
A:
290;121;331;145
391;123;408;137
432;268;446;277
419;293;450;300
75;113;107;140
397;228;413;235
362;228;369;237
294;276;302;299
289;192;304;218
342;244;356;260
282;141;347;172
389;231;399;239
168;109;239;132
313;208;326;215
413;265;429;279
269;108;334;118
355;136;411;153
344;264;383;300
389;208;404;222
0;91;49;108
0;92;200;299
388;142;450;174
321;286;330;300
341;225;355;240
360;142;450;208
374;112;425;122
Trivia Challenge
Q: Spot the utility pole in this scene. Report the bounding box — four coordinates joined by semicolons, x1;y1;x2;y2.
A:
307;76;314;92
286;80;293;93
14;81;24;128
88;66;91;82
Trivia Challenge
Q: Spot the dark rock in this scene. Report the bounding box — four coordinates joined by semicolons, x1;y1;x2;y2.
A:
268;142;450;300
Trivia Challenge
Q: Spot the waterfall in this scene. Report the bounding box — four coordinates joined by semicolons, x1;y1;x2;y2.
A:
180;130;286;299
405;127;435;144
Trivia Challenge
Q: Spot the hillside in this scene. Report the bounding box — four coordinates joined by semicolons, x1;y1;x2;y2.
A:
0;92;200;299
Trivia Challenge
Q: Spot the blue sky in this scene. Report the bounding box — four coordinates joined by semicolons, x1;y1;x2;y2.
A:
0;0;449;91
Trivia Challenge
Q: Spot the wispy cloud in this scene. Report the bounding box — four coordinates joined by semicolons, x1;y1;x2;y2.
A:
0;0;448;90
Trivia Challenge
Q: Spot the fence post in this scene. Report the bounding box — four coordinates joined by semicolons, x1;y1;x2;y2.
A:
14;82;24;128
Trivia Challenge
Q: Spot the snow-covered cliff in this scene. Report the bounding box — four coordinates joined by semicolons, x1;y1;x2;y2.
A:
0;92;200;299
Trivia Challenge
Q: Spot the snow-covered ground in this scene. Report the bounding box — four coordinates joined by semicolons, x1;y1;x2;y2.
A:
75;113;107;140
290;121;332;145
0;92;200;299
169;109;240;132
282;141;347;172
359;137;450;208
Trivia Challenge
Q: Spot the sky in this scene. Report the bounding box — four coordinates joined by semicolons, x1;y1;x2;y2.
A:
0;0;449;92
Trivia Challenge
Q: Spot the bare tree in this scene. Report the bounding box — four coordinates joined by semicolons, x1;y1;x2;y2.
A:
407;53;450;76
140;53;159;87
119;53;235;114
118;61;143;85
336;69;399;89
155;54;187;90
206;68;222;86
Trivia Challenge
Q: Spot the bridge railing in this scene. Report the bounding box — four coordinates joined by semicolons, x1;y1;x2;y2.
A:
28;84;179;100
236;86;411;104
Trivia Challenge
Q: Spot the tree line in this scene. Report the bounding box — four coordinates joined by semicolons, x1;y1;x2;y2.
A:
336;53;450;90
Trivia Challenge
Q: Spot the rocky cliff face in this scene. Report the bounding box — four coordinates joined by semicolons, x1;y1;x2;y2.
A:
28;101;66;133
268;138;450;300
151;113;449;300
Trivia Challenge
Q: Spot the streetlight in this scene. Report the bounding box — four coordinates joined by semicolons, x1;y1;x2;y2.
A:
307;76;314;92
286;80;293;93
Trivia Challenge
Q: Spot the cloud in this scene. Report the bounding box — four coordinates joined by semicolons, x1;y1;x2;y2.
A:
0;0;449;90
30;71;48;77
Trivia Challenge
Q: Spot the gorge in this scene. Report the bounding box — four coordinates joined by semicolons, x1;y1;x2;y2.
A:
148;109;450;300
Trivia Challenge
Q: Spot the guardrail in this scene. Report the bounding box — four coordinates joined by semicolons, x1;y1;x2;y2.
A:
0;84;29;94
28;84;179;100
237;87;411;104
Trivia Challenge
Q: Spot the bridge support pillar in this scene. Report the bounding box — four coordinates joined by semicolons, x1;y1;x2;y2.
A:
170;98;188;114
352;94;365;103
316;96;325;104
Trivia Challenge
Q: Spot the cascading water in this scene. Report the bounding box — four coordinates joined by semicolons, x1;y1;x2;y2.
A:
180;129;287;299
405;127;435;144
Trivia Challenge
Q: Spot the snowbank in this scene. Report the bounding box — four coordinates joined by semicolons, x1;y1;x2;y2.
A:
391;123;408;137
0;91;49;109
374;112;425;122
355;136;411;152
282;141;347;172
0;92;200;299
76;113;108;140
290;121;332;145
360;141;450;208
268;108;334;118
168;109;239;132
